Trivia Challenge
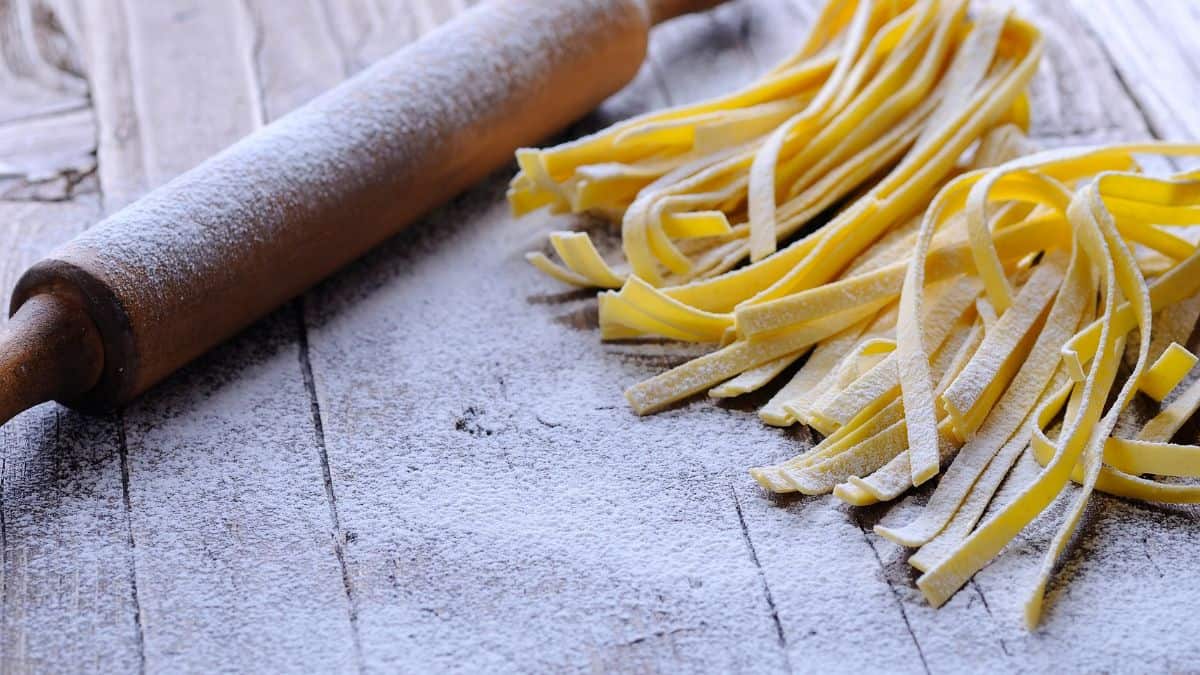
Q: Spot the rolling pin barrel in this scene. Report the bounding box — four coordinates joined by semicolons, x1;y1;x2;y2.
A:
6;0;720;417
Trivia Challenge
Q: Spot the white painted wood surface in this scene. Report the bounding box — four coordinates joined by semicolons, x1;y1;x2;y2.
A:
0;0;1198;672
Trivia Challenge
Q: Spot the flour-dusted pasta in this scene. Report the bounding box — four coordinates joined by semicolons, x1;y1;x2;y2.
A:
511;0;1200;629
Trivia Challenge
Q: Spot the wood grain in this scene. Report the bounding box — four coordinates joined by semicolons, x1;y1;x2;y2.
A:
0;0;87;126
0;1;137;672
1074;0;1200;142
2;0;1200;672
839;3;1200;669
79;0;355;671
659;4;953;669
294;3;822;671
0;0;93;201
0;199;144;675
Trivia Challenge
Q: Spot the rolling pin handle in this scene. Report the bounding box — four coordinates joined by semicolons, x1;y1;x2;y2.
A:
0;293;104;425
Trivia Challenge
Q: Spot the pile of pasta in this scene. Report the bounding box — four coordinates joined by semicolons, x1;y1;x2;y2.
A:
511;0;1200;627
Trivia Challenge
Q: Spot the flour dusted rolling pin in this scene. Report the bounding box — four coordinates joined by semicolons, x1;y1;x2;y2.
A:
0;0;724;424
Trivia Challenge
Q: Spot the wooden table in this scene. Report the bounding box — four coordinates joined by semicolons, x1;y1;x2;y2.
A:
2;0;1198;672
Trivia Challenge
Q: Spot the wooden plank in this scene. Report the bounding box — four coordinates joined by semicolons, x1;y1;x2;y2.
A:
71;0;144;213
939;1;1200;667
1072;0;1200;142
2;0;1198;671
77;0;357;671
0;0;95;202
0;1;138;671
248;2;489;670
302;193;790;672
282;1;1195;671
317;0;473;78
0;198;146;675
0;108;96;201
318;0;422;76
295;2;790;671
868;3;1200;669
0;0;89;126
653;3;951;670
1020;0;1152;147
242;0;345;121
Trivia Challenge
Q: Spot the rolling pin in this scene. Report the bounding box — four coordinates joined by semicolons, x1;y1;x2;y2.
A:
0;0;724;425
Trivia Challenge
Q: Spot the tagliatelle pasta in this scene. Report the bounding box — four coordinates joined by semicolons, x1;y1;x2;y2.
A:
510;0;1200;630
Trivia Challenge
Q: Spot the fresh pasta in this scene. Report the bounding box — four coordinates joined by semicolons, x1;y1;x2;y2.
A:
510;0;1200;629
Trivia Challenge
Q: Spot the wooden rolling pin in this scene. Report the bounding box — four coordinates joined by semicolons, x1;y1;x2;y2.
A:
0;0;724;424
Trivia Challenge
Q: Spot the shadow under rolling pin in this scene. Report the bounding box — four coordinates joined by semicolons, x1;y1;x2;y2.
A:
0;0;725;426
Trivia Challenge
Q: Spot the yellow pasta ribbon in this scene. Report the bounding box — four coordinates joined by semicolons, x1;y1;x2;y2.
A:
510;0;1200;630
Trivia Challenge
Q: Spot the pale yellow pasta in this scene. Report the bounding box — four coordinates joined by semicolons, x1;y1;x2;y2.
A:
510;0;1200;630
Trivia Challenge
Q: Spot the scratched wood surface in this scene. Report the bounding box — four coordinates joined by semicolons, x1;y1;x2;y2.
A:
1;0;1199;673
